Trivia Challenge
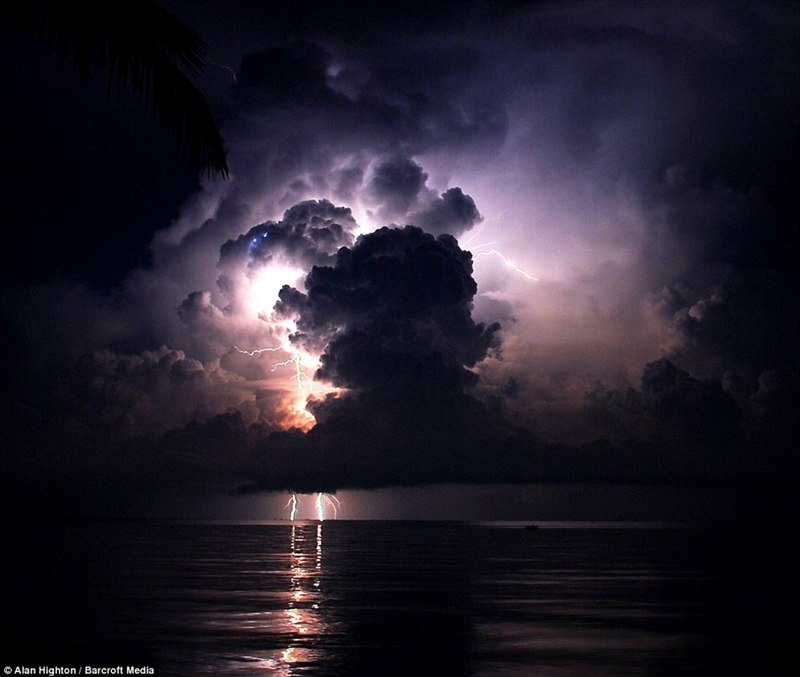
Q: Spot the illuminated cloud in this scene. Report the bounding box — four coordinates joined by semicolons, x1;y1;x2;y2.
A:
1;0;796;518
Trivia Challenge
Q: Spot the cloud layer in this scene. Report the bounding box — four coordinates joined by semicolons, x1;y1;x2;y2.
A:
1;0;797;518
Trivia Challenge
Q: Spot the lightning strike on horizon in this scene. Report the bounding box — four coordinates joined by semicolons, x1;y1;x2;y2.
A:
237;345;341;520
282;493;340;521
285;494;299;521
314;493;340;521
317;493;340;521
235;247;353;518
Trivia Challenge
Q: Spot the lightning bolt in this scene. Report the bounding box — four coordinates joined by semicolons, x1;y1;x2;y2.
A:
286;353;310;400
233;345;283;356
233;343;316;427
281;492;339;521
324;494;340;518
465;213;538;282
209;60;238;83
472;248;538;281
461;211;508;248
237;341;335;521
285;494;299;521
314;493;340;521
235;280;343;520
234;343;315;397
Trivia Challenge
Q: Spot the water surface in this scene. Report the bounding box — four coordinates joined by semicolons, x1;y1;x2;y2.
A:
2;521;794;675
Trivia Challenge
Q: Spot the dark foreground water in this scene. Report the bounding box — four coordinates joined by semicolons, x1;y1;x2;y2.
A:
1;521;795;676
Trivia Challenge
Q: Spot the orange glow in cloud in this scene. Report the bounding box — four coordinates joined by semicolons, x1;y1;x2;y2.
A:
236;264;342;432
235;343;337;432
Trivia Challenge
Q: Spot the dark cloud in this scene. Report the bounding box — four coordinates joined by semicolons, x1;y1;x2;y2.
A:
277;224;497;356
216;32;508;217
233;41;337;110
245;225;508;491
367;157;429;222
69;346;218;435
363;158;483;237
638;359;742;447
411;187;482;238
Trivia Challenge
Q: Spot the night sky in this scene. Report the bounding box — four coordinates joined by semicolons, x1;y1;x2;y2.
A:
1;0;797;521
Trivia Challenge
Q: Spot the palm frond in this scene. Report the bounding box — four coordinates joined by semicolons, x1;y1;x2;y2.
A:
1;1;229;178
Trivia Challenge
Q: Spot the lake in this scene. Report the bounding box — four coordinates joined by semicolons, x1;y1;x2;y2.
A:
1;520;795;675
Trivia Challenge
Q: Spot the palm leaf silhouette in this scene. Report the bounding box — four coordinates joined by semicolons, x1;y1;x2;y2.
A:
2;0;229;178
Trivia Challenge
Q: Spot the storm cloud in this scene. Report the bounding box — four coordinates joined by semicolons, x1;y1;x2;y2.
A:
0;0;796;518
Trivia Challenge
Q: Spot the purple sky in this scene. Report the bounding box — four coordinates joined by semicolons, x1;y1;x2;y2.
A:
1;0;797;520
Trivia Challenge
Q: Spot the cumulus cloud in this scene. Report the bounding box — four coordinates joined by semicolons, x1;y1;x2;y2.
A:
411;187;483;238
240;225;513;491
